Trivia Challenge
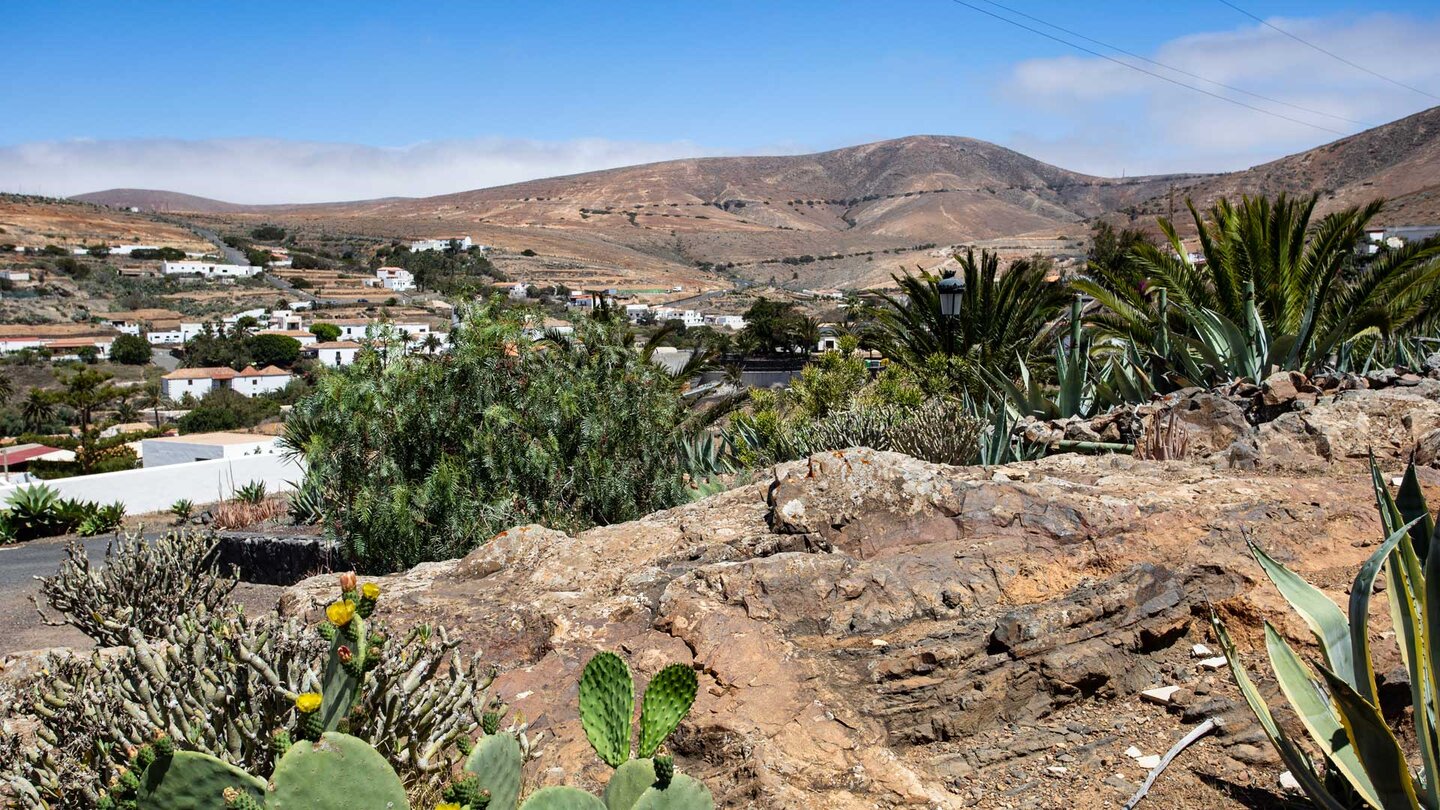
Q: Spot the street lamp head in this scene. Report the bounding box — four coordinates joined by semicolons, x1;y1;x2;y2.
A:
937;272;965;318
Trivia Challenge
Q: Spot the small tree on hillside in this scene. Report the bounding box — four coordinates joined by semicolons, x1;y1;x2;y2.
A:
309;322;341;342
109;334;152;365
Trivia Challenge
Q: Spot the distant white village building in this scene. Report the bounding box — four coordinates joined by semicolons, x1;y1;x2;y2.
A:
0;269;31;282
509;282;530;300
703;314;747;330
374;266;416;292
142;432;282;468
160;365;293;400
305;340;363;367
409;236;473;253
162;260;261;278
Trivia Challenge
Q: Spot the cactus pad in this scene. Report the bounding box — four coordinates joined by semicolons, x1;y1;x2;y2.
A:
135;750;265;810
269;732;407;810
637;665;697;759
319;618;368;733
630;774;713;810
579;651;633;768
601;758;656;810
463;730;523;810
520;786;608;810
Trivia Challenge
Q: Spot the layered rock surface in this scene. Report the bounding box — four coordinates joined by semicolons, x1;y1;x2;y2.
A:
283;427;1440;807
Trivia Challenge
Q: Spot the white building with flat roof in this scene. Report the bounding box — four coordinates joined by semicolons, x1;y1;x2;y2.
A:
142;432;282;468
162;260;261;278
375;266;416;292
409;236;472;252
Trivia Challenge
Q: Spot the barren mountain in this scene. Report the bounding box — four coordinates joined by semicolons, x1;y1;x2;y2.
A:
72;107;1440;289
1132;105;1440;225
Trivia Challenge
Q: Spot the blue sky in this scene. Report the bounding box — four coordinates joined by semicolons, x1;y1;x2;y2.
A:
3;1;1439;202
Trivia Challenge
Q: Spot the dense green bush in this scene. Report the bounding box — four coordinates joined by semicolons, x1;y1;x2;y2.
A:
285;305;694;572
108;333;152;365
176;387;281;433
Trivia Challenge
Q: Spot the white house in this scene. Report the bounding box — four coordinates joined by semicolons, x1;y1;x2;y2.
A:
146;326;186;345
655;309;705;328
625;304;650;322
703;314;746;330
409;236;473;252
508;282;530;300
315;319;374;340
375;266;416;292
232;365;292;396
162;260;261;278
161;365;292;399
0;269;30;282
161;367;238;400
306;340;362;367
268;309;305;331
142;432;282;468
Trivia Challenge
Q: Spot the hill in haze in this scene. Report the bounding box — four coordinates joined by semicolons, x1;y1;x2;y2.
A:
74;107;1440;289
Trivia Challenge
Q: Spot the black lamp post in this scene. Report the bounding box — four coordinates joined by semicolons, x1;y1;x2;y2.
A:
937;272;965;317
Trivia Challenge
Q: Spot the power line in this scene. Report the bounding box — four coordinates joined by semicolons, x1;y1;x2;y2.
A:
977;0;1369;127
949;0;1348;136
1215;0;1439;101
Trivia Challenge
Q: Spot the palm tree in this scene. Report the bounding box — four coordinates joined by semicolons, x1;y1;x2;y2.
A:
1081;193;1440;377
0;374;12;403
872;249;1071;383
21;388;55;433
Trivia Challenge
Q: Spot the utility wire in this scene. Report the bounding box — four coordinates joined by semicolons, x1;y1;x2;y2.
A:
977;0;1369;127
1215;0;1439;101
949;0;1347;135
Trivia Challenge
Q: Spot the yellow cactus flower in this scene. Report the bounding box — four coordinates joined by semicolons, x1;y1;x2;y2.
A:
326;599;356;627
294;692;323;714
362;582;380;600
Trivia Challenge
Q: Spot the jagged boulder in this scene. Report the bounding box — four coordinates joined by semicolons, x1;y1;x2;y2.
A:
282;449;1423;808
1257;386;1440;467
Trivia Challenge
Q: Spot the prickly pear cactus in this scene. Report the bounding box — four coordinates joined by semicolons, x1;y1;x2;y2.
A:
463;731;523;810
579;652;633;768
637;665;697;758
318;576;384;732
135;749;266;810
629;775;713;810
601;758;656;810
268;732;408;810
520;786;607;810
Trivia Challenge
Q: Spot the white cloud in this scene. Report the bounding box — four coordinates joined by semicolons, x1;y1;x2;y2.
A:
1000;12;1440;176
0;136;735;204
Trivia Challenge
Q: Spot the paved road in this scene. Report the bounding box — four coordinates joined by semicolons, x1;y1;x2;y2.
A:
151;347;179;371
0;537;110;652
0;534;288;656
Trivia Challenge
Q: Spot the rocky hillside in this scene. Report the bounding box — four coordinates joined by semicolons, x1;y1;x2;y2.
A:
1134;105;1440;225
278;381;1440;808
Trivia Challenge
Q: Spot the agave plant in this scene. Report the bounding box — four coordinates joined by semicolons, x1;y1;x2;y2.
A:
234;480;268;505
5;483;65;540
1214;457;1439;808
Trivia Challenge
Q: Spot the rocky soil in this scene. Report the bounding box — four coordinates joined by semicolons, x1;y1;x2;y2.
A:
272;381;1440;809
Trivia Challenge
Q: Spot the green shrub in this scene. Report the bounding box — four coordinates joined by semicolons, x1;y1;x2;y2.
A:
108;333;152;365
286;304;692;572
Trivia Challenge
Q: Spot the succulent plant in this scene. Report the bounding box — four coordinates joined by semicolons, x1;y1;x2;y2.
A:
1215;457;1440;807
268;732;409;810
518;786;606;810
463;727;523;810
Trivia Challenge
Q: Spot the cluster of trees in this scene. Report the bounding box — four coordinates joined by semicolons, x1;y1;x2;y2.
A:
182;325;303;369
373;243;505;294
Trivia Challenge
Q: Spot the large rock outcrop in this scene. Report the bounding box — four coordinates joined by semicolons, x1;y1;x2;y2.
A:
282;449;1436;808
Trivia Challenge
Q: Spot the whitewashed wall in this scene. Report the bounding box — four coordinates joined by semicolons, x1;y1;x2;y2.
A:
0;455;305;514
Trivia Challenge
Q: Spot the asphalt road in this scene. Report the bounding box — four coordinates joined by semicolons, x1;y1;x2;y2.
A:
0;536;109;652
0;534;287;656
